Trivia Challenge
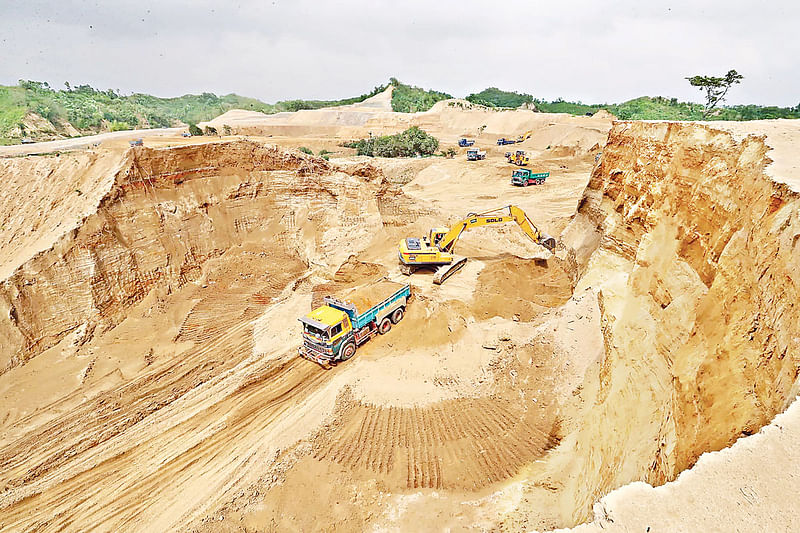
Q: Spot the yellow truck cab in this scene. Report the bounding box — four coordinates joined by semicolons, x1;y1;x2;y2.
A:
299;280;411;366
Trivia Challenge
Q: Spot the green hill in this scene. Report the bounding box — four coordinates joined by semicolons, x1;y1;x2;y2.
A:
0;80;388;145
534;96;800;121
388;78;452;113
466;87;534;108
3;78;798;145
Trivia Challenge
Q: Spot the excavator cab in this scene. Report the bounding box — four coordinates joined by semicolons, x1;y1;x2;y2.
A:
429;227;449;247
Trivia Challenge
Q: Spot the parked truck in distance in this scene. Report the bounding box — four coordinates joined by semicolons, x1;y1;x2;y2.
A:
466;148;487;161
458;138;475;147
298;279;411;367
496;138;517;145
129;139;143;147
511;168;550;186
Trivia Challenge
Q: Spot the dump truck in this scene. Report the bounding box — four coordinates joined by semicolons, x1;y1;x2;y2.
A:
129;139;143;147
466;148;486;161
511;168;550;186
496;138;517;145
298;279;411;367
458;138;475;147
505;150;530;166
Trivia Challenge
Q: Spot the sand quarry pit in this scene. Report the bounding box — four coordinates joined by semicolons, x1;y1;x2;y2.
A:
0;91;799;531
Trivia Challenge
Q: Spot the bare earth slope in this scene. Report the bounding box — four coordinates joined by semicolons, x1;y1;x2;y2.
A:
0;96;799;532
561;396;800;533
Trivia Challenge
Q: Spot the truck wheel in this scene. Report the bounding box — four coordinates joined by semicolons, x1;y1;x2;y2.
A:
390;308;404;324
378;317;392;334
339;342;356;361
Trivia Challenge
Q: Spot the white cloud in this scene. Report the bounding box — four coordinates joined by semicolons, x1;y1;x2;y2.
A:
1;0;797;106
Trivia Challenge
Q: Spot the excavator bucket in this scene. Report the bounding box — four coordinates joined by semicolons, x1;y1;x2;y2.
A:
538;234;557;253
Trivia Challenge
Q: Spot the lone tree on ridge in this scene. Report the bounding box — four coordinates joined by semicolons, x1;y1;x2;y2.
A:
686;69;744;118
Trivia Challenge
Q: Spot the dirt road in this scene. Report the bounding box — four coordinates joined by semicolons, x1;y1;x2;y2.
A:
0;127;183;157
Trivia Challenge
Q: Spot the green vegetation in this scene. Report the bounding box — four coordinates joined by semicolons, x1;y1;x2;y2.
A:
388;78;451;113
0;86;31;142
345;127;439;157
686;69;744;117
277;84;387;112
298;146;313;155
533;96;800;121
3;77;799;145
0;80;389;144
188;123;202;136
466;87;533;108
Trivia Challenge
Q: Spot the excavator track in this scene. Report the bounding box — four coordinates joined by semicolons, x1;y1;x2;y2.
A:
432;256;467;285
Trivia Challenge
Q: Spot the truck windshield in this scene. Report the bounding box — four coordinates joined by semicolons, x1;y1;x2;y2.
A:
303;323;328;339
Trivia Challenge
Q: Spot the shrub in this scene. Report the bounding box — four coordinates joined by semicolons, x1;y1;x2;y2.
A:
109;120;130;132
203;125;217;136
351;127;439;157
299;146;313;155
466;87;533;108
389;79;451;113
188;123;202;136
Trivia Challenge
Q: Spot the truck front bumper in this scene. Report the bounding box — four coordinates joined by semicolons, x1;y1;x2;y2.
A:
299;344;335;366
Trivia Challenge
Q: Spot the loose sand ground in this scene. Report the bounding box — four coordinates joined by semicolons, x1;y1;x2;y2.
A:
1;92;799;532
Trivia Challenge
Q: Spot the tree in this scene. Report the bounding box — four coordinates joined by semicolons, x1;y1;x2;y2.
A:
686;69;744;118
188;123;202;136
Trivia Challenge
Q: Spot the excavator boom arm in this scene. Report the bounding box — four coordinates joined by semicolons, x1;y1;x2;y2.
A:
438;205;555;253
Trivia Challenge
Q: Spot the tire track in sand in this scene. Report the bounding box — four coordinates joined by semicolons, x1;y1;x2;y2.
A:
0;270;334;532
314;396;561;491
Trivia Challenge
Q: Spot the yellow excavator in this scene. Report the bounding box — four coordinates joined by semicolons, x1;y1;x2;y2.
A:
516;129;535;143
505;150;530;166
397;205;556;284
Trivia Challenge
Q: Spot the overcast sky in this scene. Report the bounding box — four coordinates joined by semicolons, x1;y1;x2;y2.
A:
2;0;798;106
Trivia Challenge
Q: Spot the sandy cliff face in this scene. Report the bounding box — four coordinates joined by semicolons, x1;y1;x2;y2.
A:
2;114;798;532
0;141;389;373
558;121;800;522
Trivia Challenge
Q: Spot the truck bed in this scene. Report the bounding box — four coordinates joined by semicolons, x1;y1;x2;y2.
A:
339;279;407;314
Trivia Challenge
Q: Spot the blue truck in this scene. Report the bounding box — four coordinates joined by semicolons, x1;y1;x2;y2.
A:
496;138;517;145
298;279;411;367
458;138;475;147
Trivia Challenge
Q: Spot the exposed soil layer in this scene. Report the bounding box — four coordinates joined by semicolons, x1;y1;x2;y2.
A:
0;101;798;532
550;120;800;526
